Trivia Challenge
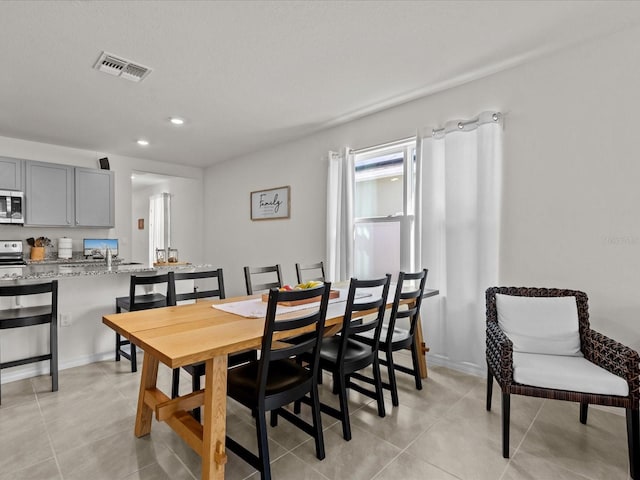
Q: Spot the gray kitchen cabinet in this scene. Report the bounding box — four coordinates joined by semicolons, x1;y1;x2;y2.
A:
75;167;114;227
0;157;23;191
25;161;74;226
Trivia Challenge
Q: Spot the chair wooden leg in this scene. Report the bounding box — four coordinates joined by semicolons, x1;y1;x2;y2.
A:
311;384;325;460
386;350;399;407
255;410;271;480
627;408;639;479
502;393;510;458
580;402;588;425
372;357;386;418
486;368;493;411
410;338;422;390
270;410;278;427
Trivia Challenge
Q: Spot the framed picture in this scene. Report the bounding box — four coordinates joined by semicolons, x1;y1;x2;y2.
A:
250;186;290;220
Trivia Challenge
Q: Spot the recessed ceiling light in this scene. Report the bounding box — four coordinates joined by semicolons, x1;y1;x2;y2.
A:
137;139;149;146
169;117;185;125
390;177;399;182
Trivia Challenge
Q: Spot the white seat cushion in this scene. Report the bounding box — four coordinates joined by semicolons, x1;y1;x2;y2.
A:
513;352;629;397
496;294;581;356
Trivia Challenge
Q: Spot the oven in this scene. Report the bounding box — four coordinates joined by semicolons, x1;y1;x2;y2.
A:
0;191;24;224
0;241;26;271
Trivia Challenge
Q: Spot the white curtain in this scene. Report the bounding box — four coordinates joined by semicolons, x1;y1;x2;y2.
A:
326;148;355;283
421;112;503;373
149;192;171;265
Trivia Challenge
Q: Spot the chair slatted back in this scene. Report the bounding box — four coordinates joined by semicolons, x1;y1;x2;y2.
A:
0;281;58;329
129;271;176;310
295;261;325;284
174;269;225;302
257;284;332;397
244;264;283;295
386;269;429;341
338;275;391;356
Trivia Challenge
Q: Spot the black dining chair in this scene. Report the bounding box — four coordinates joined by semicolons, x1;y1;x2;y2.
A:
243;264;283;295
301;275;391;441
225;283;331;480
170;269;256;420
0;280;58;404
295;261;325;284
354;269;428;406
114;271;176;372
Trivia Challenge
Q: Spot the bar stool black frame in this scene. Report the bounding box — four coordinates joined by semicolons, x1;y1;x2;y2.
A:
0;280;58;404
115;271;175;372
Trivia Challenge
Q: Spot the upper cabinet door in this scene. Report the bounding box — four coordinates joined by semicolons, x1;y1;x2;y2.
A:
25;161;74;226
75;167;115;227
0;157;23;191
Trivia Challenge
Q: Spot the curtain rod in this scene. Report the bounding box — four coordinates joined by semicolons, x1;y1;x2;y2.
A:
431;111;502;138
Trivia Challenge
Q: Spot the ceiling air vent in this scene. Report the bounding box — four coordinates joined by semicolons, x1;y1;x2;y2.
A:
93;52;151;83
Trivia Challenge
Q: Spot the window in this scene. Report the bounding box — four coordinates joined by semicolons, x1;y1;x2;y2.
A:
353;139;416;279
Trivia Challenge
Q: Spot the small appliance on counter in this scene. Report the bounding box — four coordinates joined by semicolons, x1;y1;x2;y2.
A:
58;238;73;259
83;238;118;259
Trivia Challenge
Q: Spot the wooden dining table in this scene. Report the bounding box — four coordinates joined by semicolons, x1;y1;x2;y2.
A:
102;288;438;480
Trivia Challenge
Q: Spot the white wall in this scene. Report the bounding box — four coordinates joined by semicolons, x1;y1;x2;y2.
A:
204;24;640;373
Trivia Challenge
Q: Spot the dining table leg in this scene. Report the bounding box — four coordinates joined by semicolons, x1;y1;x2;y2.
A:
415;316;429;379
135;352;159;437
202;354;229;480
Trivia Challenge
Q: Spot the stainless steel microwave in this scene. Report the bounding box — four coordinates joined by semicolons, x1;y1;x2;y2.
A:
0;190;24;224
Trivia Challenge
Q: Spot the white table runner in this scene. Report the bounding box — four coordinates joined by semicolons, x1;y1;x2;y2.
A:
212;287;380;319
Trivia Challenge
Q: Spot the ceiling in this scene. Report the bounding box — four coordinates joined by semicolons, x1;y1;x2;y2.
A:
1;1;640;169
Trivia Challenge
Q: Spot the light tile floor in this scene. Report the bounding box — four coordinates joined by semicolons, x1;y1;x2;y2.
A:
0;352;632;480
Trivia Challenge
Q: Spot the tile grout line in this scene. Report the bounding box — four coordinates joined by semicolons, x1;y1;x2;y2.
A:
371;380;475;480
32;379;64;480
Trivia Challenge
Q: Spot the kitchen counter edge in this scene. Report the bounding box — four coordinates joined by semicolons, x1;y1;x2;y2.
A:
0;263;213;281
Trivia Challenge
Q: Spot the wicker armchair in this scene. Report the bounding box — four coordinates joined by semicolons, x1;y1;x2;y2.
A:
486;287;639;479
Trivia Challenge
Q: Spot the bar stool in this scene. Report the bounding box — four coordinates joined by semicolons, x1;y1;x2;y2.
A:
0;280;58;404
114;272;175;372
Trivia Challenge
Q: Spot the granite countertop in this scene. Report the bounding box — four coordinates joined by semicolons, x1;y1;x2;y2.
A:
0;260;208;281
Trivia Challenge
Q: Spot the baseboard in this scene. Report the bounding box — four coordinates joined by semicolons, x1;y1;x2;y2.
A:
0;351;115;385
428;353;485;378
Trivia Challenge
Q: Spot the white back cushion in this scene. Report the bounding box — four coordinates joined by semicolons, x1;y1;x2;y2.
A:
496;293;581;356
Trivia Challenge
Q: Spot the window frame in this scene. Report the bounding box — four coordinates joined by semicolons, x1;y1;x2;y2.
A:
353;138;417;275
